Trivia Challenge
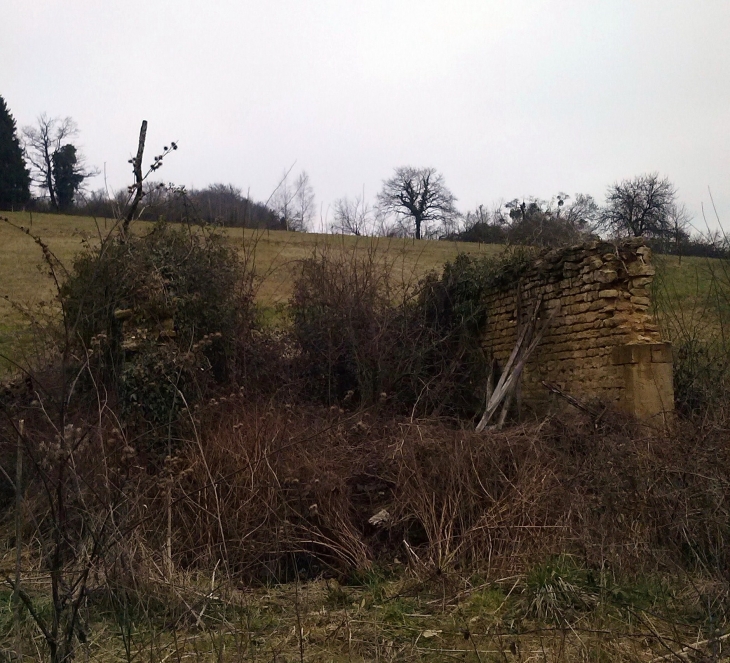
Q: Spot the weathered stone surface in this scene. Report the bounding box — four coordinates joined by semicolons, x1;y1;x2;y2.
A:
595;269;618;283
627;262;656;277
630;296;651;306
482;238;672;422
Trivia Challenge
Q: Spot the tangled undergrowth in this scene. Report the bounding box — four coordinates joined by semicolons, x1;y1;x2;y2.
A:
3;401;730;661
3;215;730;661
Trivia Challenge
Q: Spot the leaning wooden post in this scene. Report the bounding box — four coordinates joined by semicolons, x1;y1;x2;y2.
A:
122;120;147;236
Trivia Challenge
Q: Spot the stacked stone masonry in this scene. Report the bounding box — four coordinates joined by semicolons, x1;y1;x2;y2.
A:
482;238;674;421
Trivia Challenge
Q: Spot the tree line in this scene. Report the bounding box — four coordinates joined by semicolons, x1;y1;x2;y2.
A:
0;94;724;255
334;167;717;257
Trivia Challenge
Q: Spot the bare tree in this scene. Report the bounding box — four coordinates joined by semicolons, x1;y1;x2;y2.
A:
562;193;600;230
270;169;315;231
668;202;691;238
22;114;97;210
331;194;371;236
376;166;457;240
292;171;315;231
600;173;677;238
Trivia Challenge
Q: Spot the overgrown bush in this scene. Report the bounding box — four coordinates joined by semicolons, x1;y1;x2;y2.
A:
8;215;730;659
113;403;730;583
59;222;256;431
290;248;510;418
672;338;730;416
290;246;398;406
392;253;496;417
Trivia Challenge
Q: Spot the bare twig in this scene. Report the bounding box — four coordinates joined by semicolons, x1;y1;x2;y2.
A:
13;420;24;660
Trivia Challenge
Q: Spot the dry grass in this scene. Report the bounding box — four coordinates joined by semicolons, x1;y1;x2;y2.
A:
4;403;730;662
653;253;730;341
4;212;730;661
4;567;722;662
0;211;503;371
2;211;726;335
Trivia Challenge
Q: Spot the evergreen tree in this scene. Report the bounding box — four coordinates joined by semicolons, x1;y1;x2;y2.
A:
0;95;31;209
23;114;96;211
52;144;84;211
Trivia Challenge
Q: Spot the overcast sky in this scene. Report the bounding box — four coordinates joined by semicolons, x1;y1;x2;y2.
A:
2;0;729;233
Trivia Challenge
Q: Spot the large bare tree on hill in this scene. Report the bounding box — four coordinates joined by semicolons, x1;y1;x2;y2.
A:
600;173;678;238
376;166;457;239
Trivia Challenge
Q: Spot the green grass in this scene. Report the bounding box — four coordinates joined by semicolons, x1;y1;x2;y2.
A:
0;211;505;373
2;211;729;376
652;253;730;343
4;567;724;662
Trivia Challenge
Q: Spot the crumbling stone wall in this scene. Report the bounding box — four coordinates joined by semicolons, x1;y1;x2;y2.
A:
482;238;673;421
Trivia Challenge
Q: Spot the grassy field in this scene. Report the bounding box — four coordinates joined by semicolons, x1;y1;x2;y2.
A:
1;211;728;373
0;211;504;372
652;252;730;343
3;213;730;662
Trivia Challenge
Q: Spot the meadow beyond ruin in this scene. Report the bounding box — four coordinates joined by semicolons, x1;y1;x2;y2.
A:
0;211;724;373
0;211;504;370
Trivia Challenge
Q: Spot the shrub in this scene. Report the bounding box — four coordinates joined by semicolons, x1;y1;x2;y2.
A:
290;248;503;418
653;251;730;418
290;246;397;406
59;222;256;430
672;338;730;417
391;253;495;417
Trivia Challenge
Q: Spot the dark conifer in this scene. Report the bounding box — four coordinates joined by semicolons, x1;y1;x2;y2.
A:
0;95;31;209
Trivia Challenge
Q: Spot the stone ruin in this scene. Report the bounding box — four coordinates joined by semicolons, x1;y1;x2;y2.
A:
481;237;673;423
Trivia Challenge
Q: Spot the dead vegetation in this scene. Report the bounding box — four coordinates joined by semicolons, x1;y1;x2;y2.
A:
3;191;730;660
4;399;730;661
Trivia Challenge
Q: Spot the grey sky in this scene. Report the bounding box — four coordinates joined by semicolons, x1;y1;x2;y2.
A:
3;0;729;233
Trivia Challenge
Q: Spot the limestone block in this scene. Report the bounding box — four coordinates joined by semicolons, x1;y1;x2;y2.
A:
595;269;618;283
626;261;656;277
582;272;596;284
630;296;651;306
567;302;592;315
612;342;673;423
650;343;672;363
